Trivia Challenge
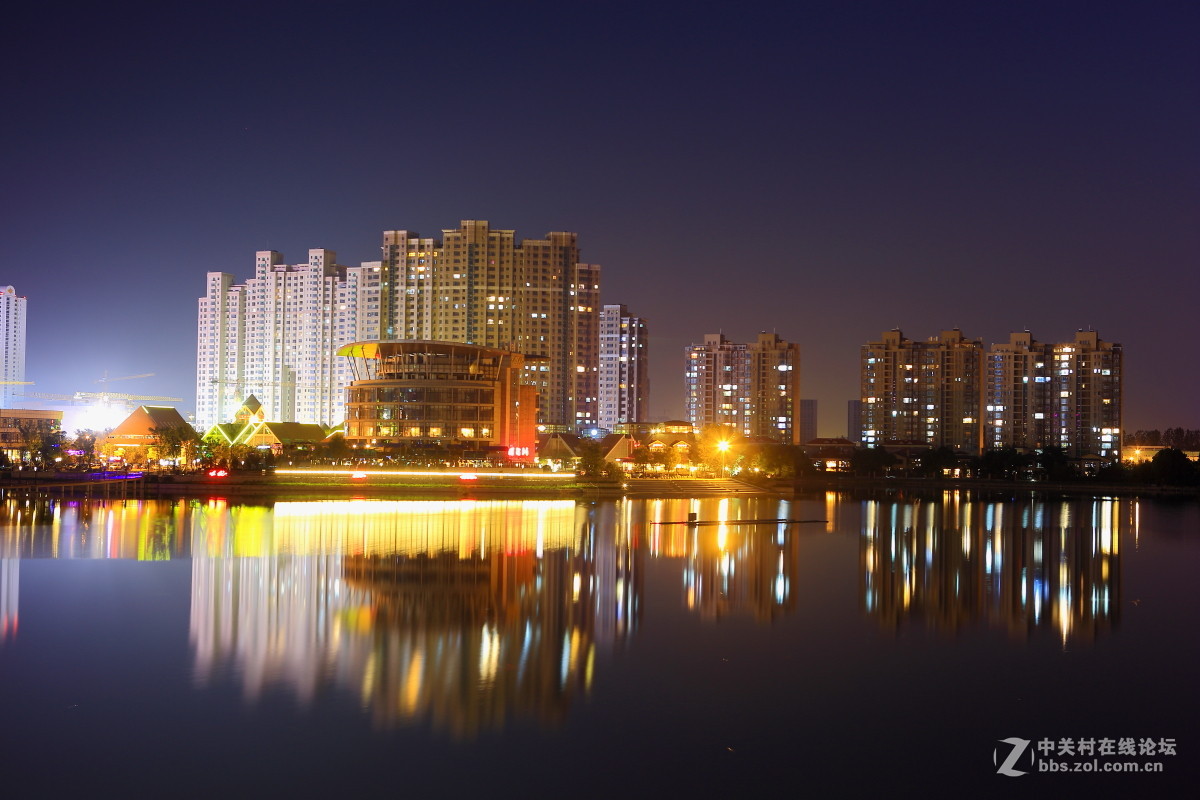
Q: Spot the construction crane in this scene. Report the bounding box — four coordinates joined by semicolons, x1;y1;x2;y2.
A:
14;391;74;402
76;391;183;404
209;378;319;389
15;390;182;405
96;372;155;385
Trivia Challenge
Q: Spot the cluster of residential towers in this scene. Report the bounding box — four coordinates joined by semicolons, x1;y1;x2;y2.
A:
193;220;1124;459
196;221;650;445
855;328;1122;458
195;215;1124;461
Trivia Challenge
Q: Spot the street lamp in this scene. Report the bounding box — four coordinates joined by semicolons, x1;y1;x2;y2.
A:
716;440;730;477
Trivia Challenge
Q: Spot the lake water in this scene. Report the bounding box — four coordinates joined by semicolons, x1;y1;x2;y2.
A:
1;490;1196;796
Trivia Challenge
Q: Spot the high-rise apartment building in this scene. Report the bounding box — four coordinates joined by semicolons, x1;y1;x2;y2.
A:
197;221;600;432
684;332;800;444
860;329;984;453
378;221;599;431
986;330;1122;458
0;286;27;409
598;304;648;432
196;250;375;429
985;332;1052;453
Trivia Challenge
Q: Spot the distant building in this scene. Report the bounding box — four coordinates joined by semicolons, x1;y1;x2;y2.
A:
986;330;1122;458
803;437;857;472
1124;446;1198;464
846;400;862;445
0;287;27;409
338;340;538;462
860;329;984;454
598;304;648;432
684;332;801;444
613;419;693;437
798;399;817;445
861;328;1123;460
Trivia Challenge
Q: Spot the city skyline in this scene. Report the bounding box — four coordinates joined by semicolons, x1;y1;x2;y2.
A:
5;3;1197;434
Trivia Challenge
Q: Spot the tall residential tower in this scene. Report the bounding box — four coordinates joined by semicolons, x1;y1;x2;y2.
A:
684;332;800;444
860;329;984;453
378;221;599;431
196;250;376;429
0;287;27;409
598;304;648;432
986;330;1122;458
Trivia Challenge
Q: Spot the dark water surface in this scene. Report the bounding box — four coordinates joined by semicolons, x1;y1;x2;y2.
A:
1;491;1196;797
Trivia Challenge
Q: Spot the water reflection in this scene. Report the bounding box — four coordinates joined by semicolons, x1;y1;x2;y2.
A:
861;492;1125;642
638;497;801;621
0;492;1136;733
0;558;15;644
189;499;640;737
0;496;190;560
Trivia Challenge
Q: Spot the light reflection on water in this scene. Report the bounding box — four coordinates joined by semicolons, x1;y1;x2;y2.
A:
0;491;1152;740
860;493;1123;643
188;499;615;737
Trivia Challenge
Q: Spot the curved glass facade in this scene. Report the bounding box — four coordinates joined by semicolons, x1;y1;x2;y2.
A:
338;341;538;458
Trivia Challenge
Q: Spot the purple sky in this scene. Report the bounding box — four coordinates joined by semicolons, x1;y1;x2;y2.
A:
4;1;1197;435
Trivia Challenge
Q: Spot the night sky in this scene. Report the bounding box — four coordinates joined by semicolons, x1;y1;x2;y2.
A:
5;1;1197;435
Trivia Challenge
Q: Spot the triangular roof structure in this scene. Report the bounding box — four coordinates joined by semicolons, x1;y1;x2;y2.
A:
538;432;584;461
246;421;329;446
234;396;265;424
202;404;334;451
202;422;246;445
599;433;637;461
107;406;190;437
102;406;193;448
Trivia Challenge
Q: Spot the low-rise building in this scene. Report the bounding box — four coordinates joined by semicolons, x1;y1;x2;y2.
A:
0;408;62;464
338;341;539;463
99;406;195;466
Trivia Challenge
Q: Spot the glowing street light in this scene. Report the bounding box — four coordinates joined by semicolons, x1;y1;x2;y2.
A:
716;440;730;477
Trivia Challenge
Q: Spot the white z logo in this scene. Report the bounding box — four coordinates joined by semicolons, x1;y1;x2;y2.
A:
994;737;1032;776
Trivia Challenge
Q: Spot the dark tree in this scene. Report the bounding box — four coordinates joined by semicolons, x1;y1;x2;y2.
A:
1149;448;1199;486
1036;447;1077;481
977;447;1032;480
849;447;898;477
575;439;609;478
912;446;960;477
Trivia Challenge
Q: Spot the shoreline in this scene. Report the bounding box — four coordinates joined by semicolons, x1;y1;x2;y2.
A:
1;470;1197;502
774;474;1200;499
